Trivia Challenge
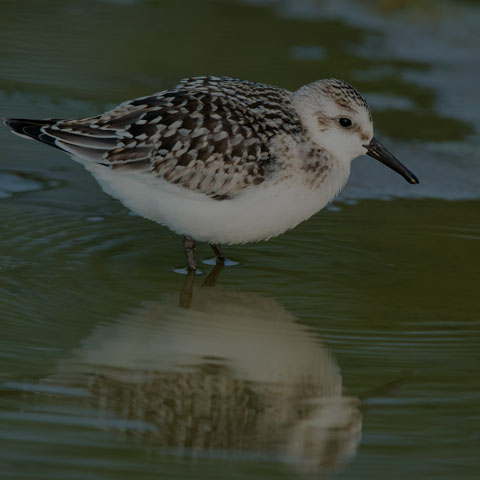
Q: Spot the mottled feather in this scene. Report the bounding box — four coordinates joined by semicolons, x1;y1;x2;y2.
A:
11;76;310;199
5;75;410;249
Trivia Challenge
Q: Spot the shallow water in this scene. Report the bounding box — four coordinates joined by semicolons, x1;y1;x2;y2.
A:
0;0;479;478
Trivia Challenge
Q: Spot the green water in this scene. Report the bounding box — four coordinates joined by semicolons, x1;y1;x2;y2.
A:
1;0;479;478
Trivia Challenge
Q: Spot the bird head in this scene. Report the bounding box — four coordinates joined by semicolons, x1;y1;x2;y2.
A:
293;79;419;184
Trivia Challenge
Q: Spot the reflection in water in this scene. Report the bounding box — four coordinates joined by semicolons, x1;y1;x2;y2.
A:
51;267;361;472
0;170;63;198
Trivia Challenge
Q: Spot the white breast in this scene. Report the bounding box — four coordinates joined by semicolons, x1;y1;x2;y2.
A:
83;159;349;245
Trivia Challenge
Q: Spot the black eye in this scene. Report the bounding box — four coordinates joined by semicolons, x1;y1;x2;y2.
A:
339;117;352;128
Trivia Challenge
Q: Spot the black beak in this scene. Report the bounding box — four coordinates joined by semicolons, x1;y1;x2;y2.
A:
364;137;419;184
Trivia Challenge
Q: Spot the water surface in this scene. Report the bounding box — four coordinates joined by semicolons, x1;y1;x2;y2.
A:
0;0;479;478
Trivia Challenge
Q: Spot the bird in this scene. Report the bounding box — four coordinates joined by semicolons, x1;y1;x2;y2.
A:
4;76;419;271
52;282;361;470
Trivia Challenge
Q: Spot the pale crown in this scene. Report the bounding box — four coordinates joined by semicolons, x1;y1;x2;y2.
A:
292;79;374;165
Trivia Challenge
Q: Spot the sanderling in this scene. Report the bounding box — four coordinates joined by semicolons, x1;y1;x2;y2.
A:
4;76;418;270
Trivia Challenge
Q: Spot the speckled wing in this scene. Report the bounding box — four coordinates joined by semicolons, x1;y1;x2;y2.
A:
6;77;302;199
145;76;302;199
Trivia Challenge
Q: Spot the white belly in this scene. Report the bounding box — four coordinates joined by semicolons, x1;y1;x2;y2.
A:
84;163;349;245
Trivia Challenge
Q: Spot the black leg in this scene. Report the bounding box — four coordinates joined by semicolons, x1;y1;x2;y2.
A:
180;262;224;307
179;268;195;308
183;236;197;271
210;243;225;263
202;262;224;287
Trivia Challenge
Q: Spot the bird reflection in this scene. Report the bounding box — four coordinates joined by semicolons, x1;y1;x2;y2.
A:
53;264;361;472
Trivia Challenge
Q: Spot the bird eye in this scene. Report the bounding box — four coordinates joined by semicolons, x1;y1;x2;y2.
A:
339;117;352;128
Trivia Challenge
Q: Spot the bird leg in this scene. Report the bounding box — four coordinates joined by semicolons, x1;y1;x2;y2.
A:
209;243;225;264
202;262;224;287
179;268;195;308
180;260;225;308
183;236;197;271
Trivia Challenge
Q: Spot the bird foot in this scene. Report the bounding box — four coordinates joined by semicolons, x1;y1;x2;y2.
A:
201;257;239;266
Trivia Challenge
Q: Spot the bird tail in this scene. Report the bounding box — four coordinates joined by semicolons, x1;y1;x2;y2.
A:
3;117;124;164
4;115;153;168
4;118;63;150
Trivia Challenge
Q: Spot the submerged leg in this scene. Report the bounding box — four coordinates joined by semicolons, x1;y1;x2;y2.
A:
202;262;224;287
179;268;195;308
179;262;224;307
183;236;197;271
210;243;225;263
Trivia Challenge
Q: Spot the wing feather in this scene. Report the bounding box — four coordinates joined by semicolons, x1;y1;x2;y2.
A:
44;128;119;150
5;76;303;200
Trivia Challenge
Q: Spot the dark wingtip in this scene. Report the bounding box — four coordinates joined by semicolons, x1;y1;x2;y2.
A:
4;117;26;133
4;117;44;137
3;117;62;149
